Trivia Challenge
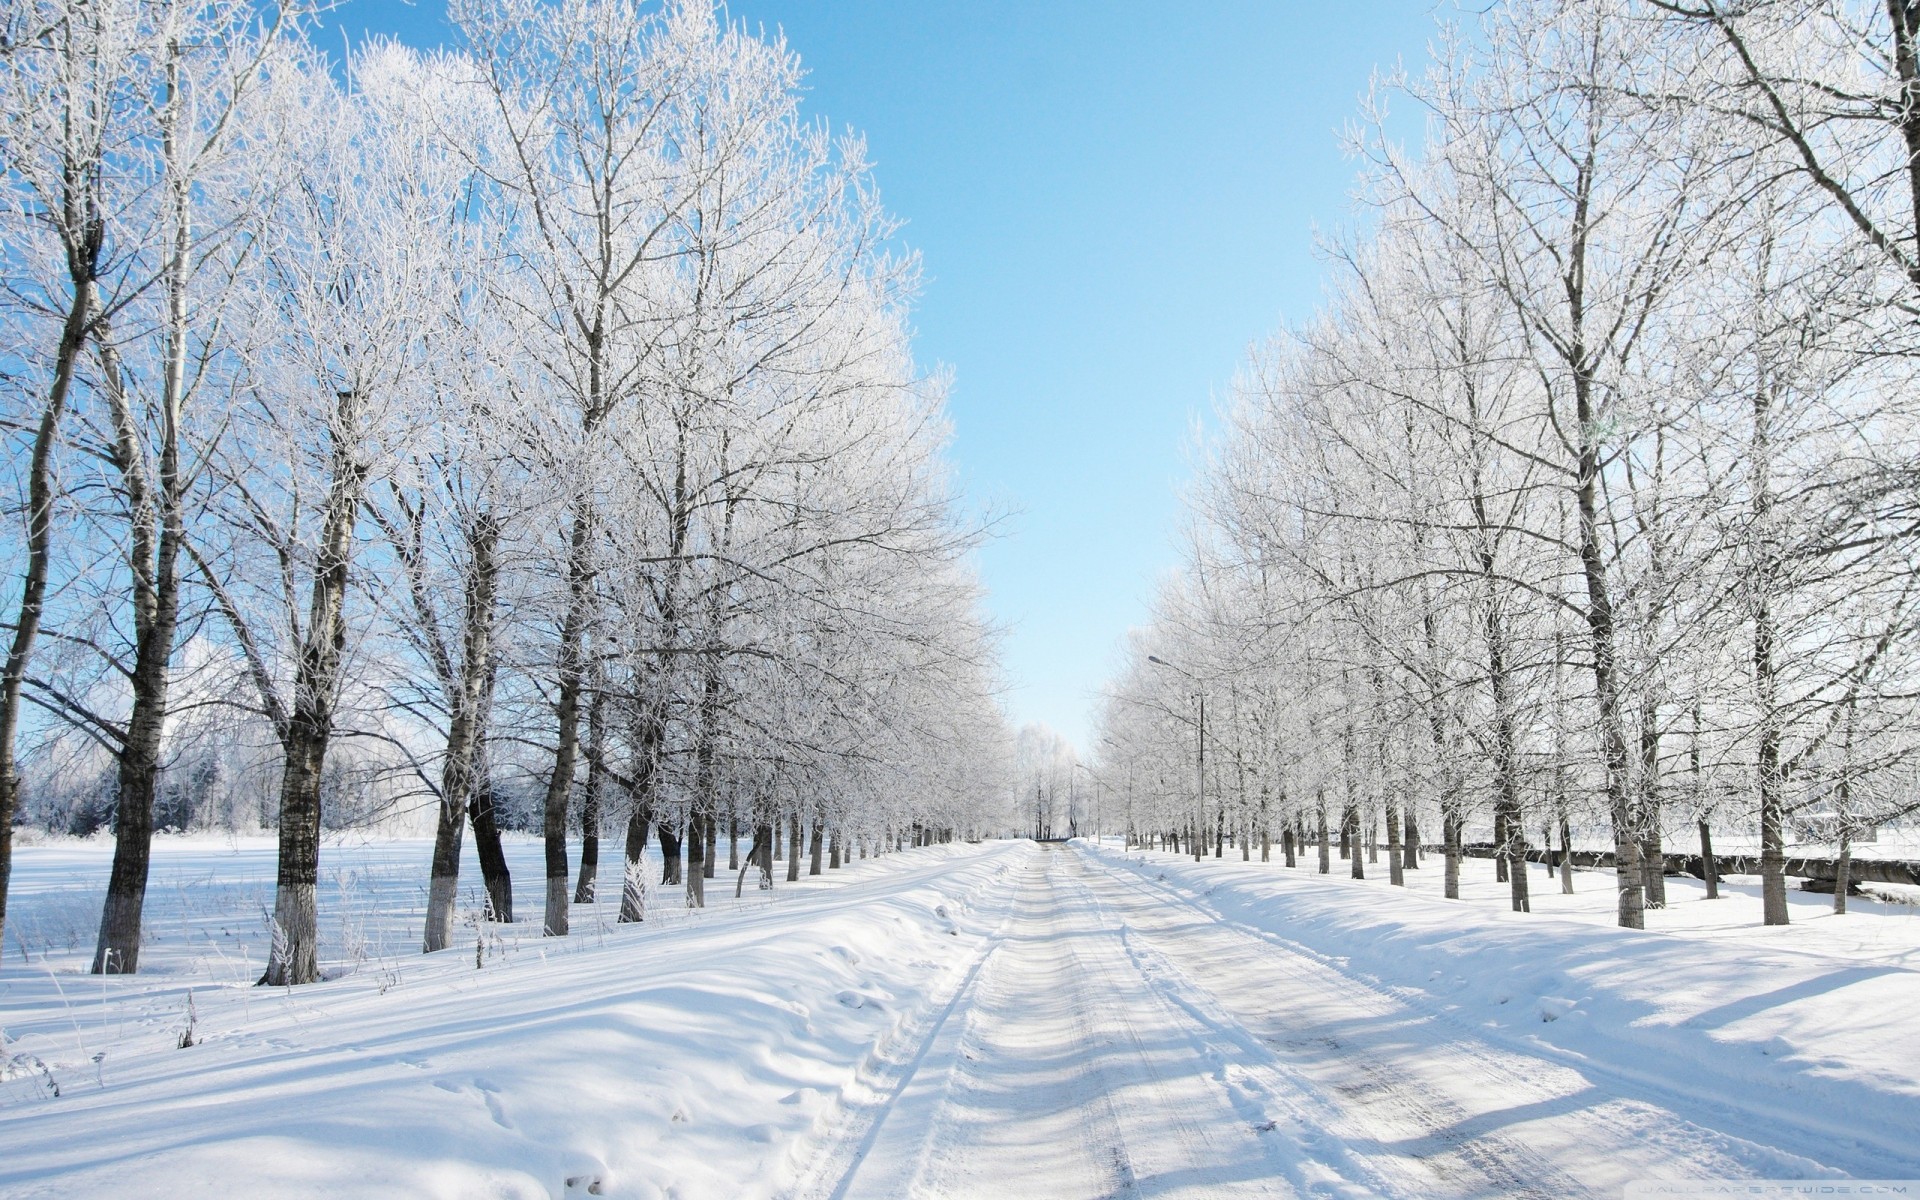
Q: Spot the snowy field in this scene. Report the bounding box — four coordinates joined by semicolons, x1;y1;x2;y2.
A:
0;835;1916;1198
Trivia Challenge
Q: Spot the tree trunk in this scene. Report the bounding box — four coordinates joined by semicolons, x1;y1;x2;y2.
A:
1403;810;1420;869
1444;809;1462;901
1565;350;1646;929
735;823;773;898
1639;706;1667;910
686;811;706;909
1755;606;1788;925
786;809;802;882
540;505;596;938
90;303;187;975
469;773;512;923
424;520;498;951
658;822;683;886
1560;816;1575;895
808;815;824;876
618;687;666;921
265;728;325;987
1483;596;1528;913
611;800;651;923
574;679;605;906
263;389;368;987
1317;794;1331;874
1386;801;1404;887
1834;826;1853;915
0;261;95;967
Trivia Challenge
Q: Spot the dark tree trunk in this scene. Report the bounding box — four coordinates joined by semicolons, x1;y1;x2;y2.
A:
574;679;605;906
616;800;652;924
0;235;97;966
1559;816;1575;895
91;314;186;975
618;687;665;921
539;505;596;938
263;390;368;987
1834;826;1853;915
809;816;824;875
786;809;802;882
1639;706;1667;910
1403;810;1420;869
658;822;683;886
425;519;499;951
1386;801;1404;887
1698;819;1719;900
735;822;773;898
686;812;706;909
469;773;512;923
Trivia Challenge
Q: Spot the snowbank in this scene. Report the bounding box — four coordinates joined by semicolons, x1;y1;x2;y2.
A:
0;838;1027;1199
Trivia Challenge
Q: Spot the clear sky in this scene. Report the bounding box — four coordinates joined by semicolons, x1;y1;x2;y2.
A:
325;1;1443;754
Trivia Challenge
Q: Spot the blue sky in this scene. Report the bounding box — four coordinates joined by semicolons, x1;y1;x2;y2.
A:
328;1;1442;753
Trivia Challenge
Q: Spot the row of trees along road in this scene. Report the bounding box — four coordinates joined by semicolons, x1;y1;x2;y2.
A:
1097;0;1920;929
0;0;1013;985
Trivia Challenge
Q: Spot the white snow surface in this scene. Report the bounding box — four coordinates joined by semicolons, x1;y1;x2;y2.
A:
1;835;1916;1198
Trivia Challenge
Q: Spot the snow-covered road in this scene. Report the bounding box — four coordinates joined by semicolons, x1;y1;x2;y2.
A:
798;843;1917;1199
4;836;1914;1198
811;844;1286;1199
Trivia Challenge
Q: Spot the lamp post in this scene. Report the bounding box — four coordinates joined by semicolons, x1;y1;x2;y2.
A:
1074;761;1101;846
1100;736;1133;848
1148;655;1205;863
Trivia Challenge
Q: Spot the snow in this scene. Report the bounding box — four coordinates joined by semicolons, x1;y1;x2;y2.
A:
2;835;1917;1198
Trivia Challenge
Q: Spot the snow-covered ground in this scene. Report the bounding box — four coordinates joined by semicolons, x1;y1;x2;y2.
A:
1;835;1915;1198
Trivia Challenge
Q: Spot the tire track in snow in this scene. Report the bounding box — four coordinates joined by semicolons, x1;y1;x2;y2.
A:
1072;853;1581;1199
784;844;1028;1200
799;845;1312;1200
898;848;1140;1199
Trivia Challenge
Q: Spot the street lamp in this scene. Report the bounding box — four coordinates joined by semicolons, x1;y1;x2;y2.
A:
1074;761;1101;846
1100;736;1135;849
1148;655;1206;863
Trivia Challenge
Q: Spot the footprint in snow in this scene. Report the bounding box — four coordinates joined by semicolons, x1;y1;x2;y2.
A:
431;1077;513;1130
